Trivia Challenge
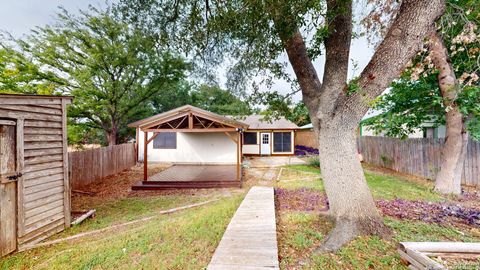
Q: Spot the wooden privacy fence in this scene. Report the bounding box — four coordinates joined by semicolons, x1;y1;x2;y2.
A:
295;130;318;148
68;143;136;189
358;136;480;186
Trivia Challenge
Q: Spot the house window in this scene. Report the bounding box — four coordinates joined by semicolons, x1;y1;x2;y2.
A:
273;132;292;152
243;132;257;144
153;132;177;149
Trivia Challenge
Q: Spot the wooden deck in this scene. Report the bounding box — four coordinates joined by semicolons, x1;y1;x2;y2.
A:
132;165;241;190
207;186;279;270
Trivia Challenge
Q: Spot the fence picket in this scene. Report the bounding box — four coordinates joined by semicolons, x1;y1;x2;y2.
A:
357;136;479;187
68;143;136;189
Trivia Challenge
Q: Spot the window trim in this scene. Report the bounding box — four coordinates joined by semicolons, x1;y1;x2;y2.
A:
272;131;293;154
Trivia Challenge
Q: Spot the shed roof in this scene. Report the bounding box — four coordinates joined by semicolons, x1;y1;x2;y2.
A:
0;93;73;104
127;105;249;129
230;115;299;130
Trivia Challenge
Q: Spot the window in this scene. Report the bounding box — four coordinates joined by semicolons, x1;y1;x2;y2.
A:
153;132;177;149
273;132;292;152
243;132;257;144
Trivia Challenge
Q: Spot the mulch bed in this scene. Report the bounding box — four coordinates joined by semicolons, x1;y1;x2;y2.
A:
275;188;480;229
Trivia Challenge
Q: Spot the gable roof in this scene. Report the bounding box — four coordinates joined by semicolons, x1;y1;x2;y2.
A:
127;105;248;129
230;115;299;130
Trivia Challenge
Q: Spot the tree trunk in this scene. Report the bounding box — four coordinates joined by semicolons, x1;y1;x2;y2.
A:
316;123;389;252
430;32;467;195
106;125;118;146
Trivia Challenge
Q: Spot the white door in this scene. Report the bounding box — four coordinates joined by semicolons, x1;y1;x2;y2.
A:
260;133;271;155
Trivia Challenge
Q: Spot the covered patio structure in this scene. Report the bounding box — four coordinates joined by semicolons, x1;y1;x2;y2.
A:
128;105;248;190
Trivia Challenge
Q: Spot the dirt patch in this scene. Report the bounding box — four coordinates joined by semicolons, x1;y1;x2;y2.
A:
275;188;328;212
71;164;239;211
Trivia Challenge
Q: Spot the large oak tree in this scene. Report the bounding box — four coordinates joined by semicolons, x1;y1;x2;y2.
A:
119;0;445;250
363;1;480;195
4;6;190;146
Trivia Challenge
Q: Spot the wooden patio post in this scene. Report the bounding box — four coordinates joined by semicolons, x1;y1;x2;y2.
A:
237;132;241;181
144;131;148;181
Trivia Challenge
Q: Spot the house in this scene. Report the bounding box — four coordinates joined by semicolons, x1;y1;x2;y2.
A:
127;105;299;190
235;115;299;156
0;94;72;257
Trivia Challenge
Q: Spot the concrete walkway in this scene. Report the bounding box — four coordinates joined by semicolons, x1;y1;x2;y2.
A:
207;186;279;270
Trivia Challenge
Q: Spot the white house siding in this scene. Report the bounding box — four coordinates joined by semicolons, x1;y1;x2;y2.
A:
243;131;260;154
138;130;237;164
242;130;295;155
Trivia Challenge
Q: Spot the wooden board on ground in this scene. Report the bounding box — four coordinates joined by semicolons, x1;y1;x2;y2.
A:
207;186;279;270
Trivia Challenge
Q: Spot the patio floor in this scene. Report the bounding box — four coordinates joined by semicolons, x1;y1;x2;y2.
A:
132;165;241;190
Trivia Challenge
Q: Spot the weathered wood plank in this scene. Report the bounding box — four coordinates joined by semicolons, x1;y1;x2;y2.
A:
25;199;64;219
24;134;63;142
24;161;64;173
25;212;64;235
24;173;64;188
0;105;61;116
24;141;63;150
23;167;64;180
207;186;279;270
25;179;63;195
24;127;62;135
17;119;26;237
0;98;62;105
25;206;64;227
18;218;64;246
61;98;71;227
24;186;63;202
24;148;63;157
25;154;63;166
24;193;64;211
24;120;62;128
0;109;62;122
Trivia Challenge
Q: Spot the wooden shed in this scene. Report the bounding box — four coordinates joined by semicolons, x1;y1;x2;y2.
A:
0;94;72;256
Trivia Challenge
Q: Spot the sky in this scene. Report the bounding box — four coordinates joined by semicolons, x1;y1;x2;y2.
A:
0;0;376;104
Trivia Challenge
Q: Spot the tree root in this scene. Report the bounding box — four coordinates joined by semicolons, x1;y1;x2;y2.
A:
316;217;392;253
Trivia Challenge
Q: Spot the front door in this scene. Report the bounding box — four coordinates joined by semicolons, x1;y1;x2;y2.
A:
260;133;271;155
0;120;17;256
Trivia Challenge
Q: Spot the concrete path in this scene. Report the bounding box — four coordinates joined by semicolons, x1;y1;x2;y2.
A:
245;156;306;168
207;186;279;270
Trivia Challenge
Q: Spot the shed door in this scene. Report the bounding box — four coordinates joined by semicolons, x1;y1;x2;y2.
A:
0;121;18;256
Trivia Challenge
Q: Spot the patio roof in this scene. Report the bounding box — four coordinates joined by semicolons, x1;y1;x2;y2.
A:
128;105;249;132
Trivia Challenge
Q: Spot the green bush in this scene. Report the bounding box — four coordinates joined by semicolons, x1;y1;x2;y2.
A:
307;156;320;168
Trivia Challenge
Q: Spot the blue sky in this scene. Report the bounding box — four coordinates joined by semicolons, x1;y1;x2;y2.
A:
0;0;375;103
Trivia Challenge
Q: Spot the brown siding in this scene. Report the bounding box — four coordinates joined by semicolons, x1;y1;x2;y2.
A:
0;96;71;250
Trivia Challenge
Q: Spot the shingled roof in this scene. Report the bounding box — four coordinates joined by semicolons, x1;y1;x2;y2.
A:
229;115;299;130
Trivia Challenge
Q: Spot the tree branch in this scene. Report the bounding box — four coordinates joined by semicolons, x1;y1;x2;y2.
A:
318;0;353;122
339;0;445;123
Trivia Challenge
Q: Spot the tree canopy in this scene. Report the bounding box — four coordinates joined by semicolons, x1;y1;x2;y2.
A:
2;5;191;145
363;0;480;140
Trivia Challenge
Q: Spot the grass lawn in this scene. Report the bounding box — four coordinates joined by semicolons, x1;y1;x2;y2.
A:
1;195;244;270
278;164;441;201
276;164;480;269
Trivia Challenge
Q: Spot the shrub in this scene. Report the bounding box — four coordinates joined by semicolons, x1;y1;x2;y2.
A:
307;156;320;168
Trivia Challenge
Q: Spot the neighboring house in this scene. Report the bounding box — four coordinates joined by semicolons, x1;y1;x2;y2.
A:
128;105;300;166
359;121;447;139
301;120;447;139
